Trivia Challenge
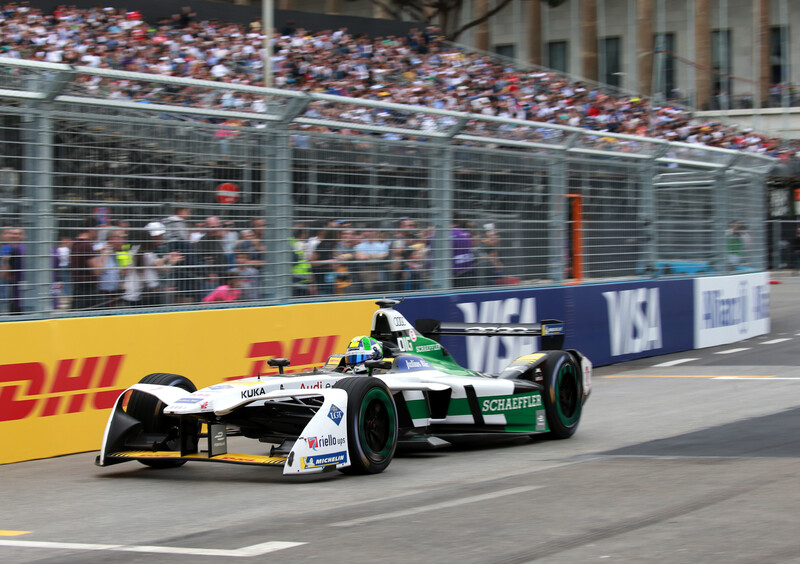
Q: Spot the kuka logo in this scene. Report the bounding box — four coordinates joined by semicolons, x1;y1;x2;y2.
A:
0;355;125;422
226;336;340;381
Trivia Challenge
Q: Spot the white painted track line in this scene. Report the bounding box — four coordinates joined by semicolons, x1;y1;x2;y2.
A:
653;358;698;367
713;348;750;354
714;377;800;381
0;539;304;557
331;485;542;528
761;338;791;345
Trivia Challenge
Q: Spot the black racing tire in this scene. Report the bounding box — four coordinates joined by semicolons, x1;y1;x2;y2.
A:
334;377;398;475
127;373;198;468
541;352;583;439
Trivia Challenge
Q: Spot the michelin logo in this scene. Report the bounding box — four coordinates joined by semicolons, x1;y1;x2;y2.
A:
301;451;347;469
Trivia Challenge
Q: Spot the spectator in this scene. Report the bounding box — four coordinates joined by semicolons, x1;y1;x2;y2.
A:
392;218;418;251
354;228;389;293
229;251;259;301
178;6;196;28
725;220;743;268
214;117;244;157
477;223;505;285
163;204;192;243
221;220;239;264
309;221;339;296
195;216;229;295
70;219;100;310
387;217;418;291
96;229;127;307
122;222;182;307
250;218;268;250
235;224;267;296
403;243;428;291
333;227;358;295
189;220;207;244
202;273;242;303
451;215;476;288
289;224;314;297
0;227;25;314
53;236;71;309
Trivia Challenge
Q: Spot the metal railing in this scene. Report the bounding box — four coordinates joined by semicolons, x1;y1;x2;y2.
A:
0;58;774;319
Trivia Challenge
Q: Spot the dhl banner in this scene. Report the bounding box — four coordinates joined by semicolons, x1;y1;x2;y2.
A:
0;300;376;464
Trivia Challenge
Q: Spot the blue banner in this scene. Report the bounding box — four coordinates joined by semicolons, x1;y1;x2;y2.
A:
396;278;694;369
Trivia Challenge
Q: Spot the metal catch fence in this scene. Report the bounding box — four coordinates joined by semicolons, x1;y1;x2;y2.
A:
0;58;774;319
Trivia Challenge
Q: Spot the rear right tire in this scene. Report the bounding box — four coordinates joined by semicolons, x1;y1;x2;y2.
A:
541;353;583;439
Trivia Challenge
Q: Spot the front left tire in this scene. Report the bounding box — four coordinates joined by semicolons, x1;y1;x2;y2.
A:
334;377;398;474
126;372;199;468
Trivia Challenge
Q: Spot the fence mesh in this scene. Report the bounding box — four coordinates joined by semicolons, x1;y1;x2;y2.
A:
0;60;773;319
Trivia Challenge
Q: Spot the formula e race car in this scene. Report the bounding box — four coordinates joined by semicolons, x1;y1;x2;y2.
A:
96;300;592;476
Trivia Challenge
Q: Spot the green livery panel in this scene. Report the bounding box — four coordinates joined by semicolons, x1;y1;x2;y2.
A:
405;391;549;433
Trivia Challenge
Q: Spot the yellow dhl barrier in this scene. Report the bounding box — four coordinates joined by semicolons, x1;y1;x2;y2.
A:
0;300;377;465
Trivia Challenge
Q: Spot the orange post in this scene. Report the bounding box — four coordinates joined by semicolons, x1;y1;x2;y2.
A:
566;194;583;283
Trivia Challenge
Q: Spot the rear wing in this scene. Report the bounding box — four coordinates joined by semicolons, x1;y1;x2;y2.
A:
415;318;565;350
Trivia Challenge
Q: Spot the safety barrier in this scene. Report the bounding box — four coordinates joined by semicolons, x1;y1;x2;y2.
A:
0;272;768;465
0;300;376;464
396;271;769;369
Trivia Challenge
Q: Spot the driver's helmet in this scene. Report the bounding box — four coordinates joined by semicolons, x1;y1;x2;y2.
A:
344;335;383;371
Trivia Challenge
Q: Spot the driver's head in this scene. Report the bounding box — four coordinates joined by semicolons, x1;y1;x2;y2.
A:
345;335;383;372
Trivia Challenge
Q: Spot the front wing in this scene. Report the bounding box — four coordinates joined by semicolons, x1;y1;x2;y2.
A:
96;384;351;475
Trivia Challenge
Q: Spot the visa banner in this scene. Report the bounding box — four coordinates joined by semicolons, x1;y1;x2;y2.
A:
0;300;375;464
396;278;696;369
396;288;566;374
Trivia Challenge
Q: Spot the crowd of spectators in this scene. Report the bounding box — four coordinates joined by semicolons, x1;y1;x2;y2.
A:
1;2;800;160
67;206;267;310
0;209;516;314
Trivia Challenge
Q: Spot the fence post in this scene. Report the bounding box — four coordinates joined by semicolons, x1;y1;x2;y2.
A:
23;106;55;316
270;128;292;302
548;141;570;283
641;146;666;277
430;142;452;291
751;172;767;270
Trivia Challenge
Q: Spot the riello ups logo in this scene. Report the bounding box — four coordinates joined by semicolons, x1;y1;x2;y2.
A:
0;355;125;422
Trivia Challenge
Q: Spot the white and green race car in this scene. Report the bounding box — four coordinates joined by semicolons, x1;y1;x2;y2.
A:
96;299;592;476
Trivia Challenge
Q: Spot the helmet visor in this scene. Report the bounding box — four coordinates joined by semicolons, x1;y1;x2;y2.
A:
345;350;373;366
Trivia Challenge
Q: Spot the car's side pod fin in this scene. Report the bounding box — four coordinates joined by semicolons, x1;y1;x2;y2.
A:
415;318;566;350
414;318;442;342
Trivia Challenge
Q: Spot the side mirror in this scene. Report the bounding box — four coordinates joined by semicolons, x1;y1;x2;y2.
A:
267;357;291;374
